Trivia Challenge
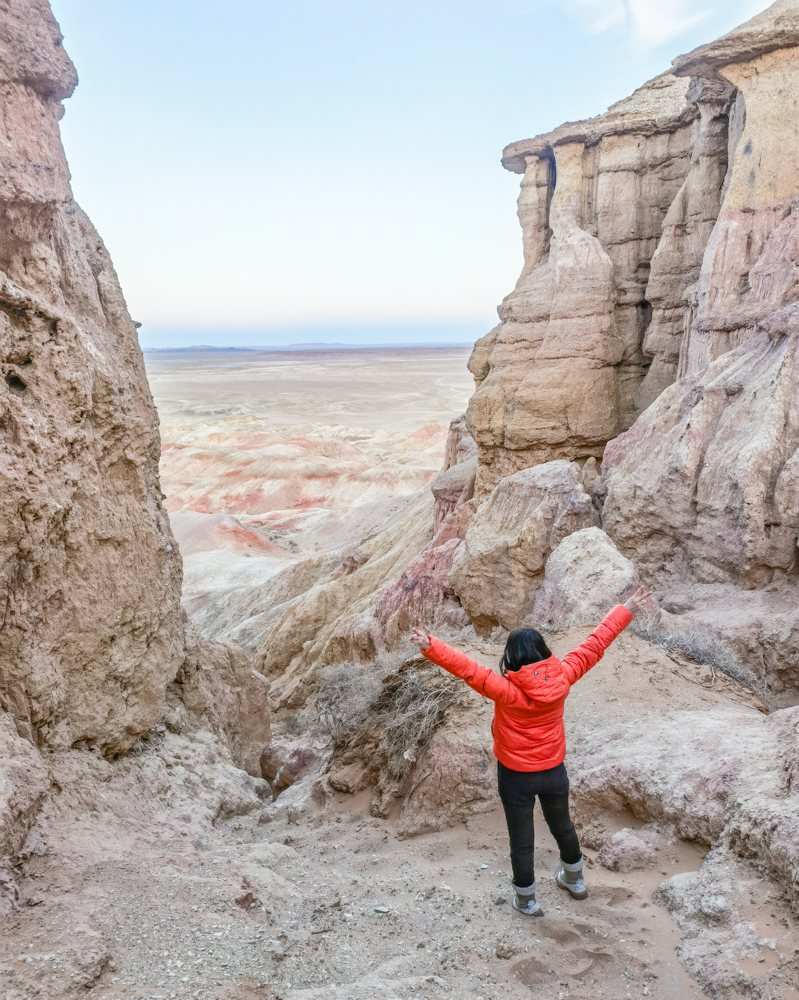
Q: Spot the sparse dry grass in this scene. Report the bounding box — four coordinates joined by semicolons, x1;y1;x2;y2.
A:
374;665;461;780
319;651;462;811
630;616;762;695
317;660;390;745
436;623;479;644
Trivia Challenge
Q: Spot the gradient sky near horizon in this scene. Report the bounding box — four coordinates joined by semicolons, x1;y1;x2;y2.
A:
50;0;772;349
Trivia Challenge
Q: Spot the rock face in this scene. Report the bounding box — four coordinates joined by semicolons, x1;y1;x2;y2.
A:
531;527;648;630
450;460;595;634
162;621;271;777
469;72;733;496
0;0;185;754
445;1;799;704
0;3;271;889
596;5;799;697
0;710;48;861
602;309;799;592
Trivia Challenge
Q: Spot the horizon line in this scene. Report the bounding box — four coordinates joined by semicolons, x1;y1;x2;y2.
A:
142;341;475;353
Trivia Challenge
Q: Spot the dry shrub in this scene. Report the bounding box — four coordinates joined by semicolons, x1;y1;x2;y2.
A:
322;652;462;816
317;661;388;745
630;617;762;694
375;664;461;781
436;623;479;645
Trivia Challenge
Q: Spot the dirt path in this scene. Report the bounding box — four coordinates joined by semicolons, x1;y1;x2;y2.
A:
2;628;796;1000
1;745;706;1000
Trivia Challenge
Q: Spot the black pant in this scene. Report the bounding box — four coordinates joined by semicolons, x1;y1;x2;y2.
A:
497;761;582;887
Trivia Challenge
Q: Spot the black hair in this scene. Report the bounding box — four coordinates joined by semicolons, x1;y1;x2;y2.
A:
499;628;552;674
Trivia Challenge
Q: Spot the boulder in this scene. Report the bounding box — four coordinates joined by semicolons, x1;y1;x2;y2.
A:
259;743;318;795
259;744;289;786
450;461;595;635
597;828;658;872
530;527;652;630
273;748;319;795
397;706;497;839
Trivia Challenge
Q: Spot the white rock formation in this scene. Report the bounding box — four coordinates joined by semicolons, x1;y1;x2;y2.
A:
530;526;649;629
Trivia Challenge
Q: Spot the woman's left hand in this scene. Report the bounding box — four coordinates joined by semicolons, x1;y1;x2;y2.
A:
410;619;431;651
624;586;654;618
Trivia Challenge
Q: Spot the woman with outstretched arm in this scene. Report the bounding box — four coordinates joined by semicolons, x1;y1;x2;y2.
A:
409;587;653;917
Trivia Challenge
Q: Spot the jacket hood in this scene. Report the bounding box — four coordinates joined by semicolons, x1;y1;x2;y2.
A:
506;656;564;701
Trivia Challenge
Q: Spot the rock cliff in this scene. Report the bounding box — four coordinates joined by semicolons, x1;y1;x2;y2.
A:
0;0;270;883
600;2;799;697
469;72;732;495
435;1;799;704
0;0;186;755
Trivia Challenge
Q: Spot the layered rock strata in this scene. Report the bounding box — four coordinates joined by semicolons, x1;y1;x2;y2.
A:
251;416;479;710
599;3;799;696
469;72;733;495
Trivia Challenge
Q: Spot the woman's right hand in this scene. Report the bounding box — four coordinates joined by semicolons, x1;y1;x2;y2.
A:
410;619;431;651
624;586;654;618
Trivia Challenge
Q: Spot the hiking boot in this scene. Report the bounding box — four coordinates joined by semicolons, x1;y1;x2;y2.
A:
511;881;543;917
555;857;588;899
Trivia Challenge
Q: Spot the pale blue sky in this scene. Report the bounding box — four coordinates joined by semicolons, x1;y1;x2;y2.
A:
50;0;771;348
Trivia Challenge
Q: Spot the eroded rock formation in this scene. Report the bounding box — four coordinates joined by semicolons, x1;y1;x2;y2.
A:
531;526;649;630
597;4;799;697
4;2;799;996
468;72;733;495
0;0;186;754
0;0;271;897
451;460;595;634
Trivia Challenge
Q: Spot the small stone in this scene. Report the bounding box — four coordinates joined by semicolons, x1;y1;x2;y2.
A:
479;864;489;870
374;905;390;913
494;893;507;905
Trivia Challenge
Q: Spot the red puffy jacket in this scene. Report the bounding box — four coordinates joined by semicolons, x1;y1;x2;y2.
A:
422;605;632;772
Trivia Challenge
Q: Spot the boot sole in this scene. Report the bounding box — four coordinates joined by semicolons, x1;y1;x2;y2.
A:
556;879;588;900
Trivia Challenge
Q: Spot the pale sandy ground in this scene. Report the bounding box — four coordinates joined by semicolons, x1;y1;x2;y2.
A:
143;347;474;432
1;633;725;1000
1;628;795;1000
